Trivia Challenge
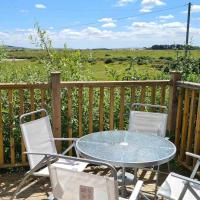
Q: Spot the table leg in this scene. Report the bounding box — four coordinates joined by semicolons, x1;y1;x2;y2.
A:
121;167;126;197
121;167;138;197
133;167;138;184
154;165;160;200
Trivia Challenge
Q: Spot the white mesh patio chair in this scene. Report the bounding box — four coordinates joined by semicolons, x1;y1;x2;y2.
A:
47;155;144;200
128;103;168;138
157;152;200;200
11;109;88;200
127;103;169;196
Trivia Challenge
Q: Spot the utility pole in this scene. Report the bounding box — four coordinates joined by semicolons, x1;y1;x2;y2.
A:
185;2;191;57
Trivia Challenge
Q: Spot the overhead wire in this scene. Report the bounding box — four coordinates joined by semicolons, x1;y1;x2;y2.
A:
61;3;188;29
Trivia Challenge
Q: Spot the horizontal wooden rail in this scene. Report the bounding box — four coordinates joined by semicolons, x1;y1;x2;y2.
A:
177;81;200;90
61;80;170;88
0;83;50;89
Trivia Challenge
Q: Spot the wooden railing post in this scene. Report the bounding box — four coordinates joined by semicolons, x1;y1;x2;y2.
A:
168;71;182;134
51;72;61;152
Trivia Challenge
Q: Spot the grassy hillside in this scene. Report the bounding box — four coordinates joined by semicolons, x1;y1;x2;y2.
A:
1;49;199;82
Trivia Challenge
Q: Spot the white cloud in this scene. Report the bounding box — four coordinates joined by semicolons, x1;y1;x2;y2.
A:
191;5;200;13
140;0;166;13
116;0;135;7
141;0;166;6
182;5;200;14
15;28;34;33
159;14;174;20
98;18;114;23
1;22;200;48
98;18;117;28
0;32;9;38
35;4;46;9
140;7;152;13
102;23;116;28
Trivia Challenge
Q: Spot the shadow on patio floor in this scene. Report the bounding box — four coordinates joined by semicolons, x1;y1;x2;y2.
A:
0;162;190;200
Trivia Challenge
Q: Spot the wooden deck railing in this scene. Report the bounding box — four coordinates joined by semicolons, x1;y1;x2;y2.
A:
175;81;200;170
0;71;199;173
0;83;50;168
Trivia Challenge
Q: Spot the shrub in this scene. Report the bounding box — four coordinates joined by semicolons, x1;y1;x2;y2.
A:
104;58;114;64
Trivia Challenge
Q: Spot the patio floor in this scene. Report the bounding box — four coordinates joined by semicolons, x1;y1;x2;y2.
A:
0;162;189;200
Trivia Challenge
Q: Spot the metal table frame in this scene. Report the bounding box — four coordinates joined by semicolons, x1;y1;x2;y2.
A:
76;131;176;198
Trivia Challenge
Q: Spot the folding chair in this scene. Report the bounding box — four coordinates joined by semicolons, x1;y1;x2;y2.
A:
127;103;169;196
157;152;200;200
11;109;88;200
128;103;168;138
48;155;144;200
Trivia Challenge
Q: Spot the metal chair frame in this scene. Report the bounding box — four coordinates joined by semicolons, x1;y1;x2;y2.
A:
158;152;200;200
11;109;86;200
128;103;169;198
46;154;146;200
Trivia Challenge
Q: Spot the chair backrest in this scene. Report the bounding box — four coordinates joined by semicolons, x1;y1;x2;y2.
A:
49;165;118;200
128;111;168;137
20;112;57;169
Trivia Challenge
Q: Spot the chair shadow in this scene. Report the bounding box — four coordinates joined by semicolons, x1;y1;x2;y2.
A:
0;173;50;200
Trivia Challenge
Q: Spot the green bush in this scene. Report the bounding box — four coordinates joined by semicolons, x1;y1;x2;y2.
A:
104;58;114;64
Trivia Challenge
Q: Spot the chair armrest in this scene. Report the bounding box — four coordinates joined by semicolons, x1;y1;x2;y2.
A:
53;138;78;141
129;180;143;200
186;152;200;160
24;152;58;157
171;173;200;185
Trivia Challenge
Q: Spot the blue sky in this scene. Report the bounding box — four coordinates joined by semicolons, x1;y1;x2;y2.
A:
0;0;200;48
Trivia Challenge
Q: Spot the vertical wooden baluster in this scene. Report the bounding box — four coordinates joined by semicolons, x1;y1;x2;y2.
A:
160;85;166;112
67;88;72;155
175;88;184;154
99;87;104;131
140;86;146;111
8;90;15;165
88;87;93;133
186;90;197;165
0;90;3;166
78;87;83;137
41;89;46;117
151;86;156;111
131;87;136;105
109;87;114;130
119;87;125;130
180;89;190;161
19;89;26;163
30;88;35;120
194;93;200;164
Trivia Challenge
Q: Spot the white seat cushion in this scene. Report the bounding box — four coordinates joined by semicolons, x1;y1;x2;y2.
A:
34;158;88;177
158;173;200;200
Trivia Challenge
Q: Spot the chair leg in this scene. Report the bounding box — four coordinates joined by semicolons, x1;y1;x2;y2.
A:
11;175;46;200
10;172;33;200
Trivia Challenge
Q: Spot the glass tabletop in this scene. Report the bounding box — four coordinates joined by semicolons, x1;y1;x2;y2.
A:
76;131;176;168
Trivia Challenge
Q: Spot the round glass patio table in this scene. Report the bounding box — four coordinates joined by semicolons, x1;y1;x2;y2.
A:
76;130;176;168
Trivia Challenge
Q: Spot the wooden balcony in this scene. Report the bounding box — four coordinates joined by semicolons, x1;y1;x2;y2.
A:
0;71;199;199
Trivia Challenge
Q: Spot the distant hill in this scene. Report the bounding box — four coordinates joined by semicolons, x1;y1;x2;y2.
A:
148;44;200;50
3;45;28;51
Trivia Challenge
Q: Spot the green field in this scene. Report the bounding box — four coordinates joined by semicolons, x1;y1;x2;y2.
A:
1;49;199;82
7;49;200;59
